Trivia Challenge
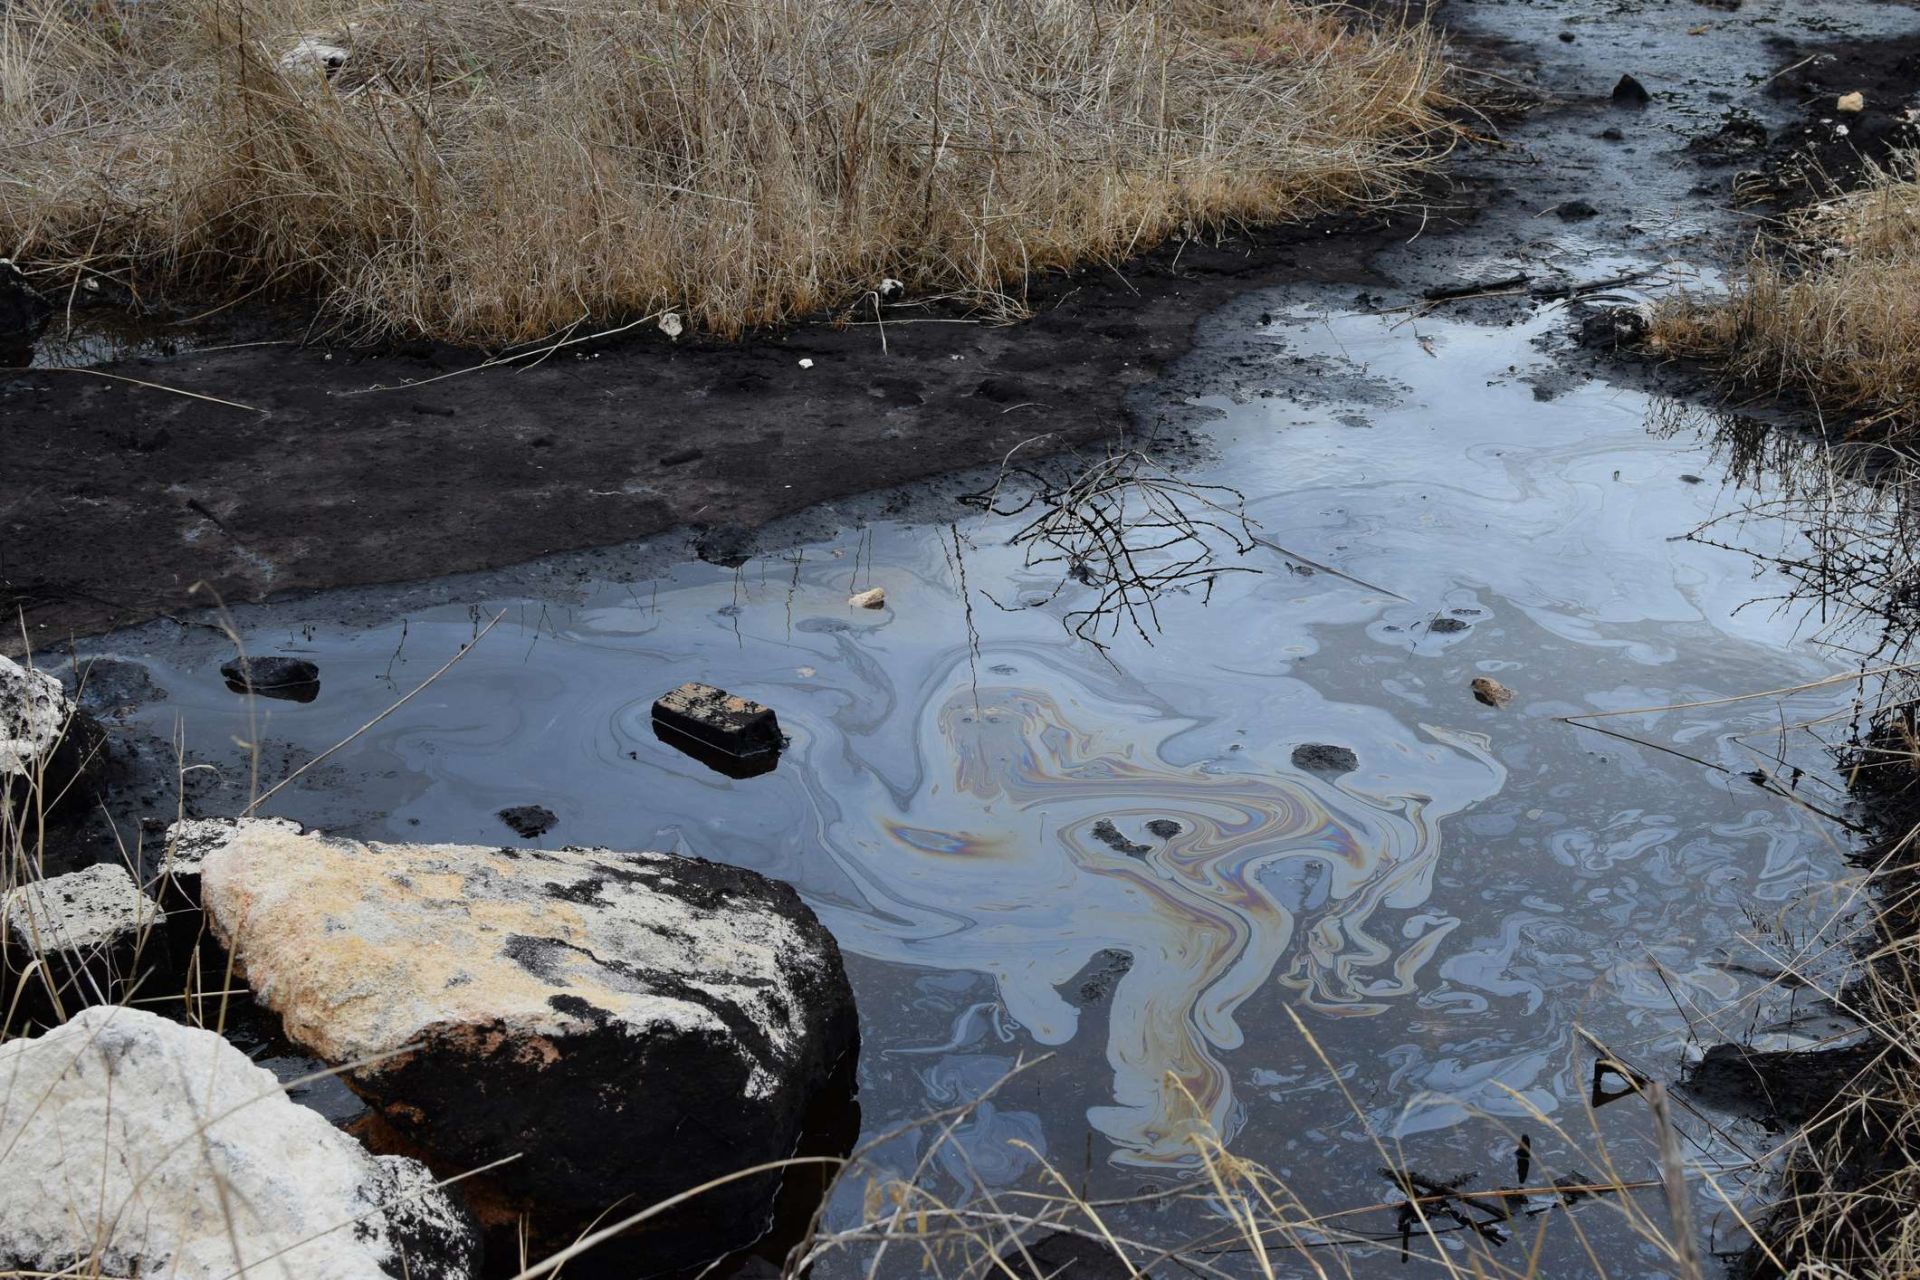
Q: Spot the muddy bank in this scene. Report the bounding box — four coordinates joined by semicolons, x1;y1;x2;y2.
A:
0;197;1474;652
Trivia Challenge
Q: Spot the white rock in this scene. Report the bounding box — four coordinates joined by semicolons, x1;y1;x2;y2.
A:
281;35;351;75
162;814;303;905
1837;91;1865;114
190;820;857;1237
0;1006;478;1280
0;653;72;786
658;311;684;339
4;862;159;960
848;586;887;609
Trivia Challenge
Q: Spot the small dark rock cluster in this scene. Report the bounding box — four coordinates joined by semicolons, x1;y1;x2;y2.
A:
498;804;558;838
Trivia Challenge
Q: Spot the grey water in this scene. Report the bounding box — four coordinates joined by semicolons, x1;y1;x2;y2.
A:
71;284;1879;1272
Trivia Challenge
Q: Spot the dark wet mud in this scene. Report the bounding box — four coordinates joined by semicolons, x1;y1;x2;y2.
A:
35;0;1920;1274
2;207;1442;647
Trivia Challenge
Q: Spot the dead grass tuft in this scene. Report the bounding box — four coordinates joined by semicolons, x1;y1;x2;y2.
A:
1654;154;1920;437
0;0;1452;344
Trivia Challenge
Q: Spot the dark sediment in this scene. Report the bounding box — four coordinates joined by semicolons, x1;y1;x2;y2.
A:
1;200;1464;653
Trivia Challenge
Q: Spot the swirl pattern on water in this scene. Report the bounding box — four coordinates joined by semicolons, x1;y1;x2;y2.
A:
801;666;1504;1165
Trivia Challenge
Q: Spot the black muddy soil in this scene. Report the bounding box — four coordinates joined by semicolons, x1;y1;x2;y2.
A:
1;205;1462;651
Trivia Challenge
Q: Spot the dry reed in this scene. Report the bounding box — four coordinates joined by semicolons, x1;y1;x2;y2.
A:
1654;154;1920;439
0;0;1451;344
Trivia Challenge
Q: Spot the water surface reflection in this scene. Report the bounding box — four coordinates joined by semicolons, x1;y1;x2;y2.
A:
78;293;1870;1271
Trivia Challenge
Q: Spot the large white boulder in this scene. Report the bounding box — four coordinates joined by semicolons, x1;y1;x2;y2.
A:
190;819;858;1256
0;1006;478;1280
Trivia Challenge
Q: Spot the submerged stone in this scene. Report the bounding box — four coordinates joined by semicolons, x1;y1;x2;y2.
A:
192;820;857;1256
0;1005;478;1280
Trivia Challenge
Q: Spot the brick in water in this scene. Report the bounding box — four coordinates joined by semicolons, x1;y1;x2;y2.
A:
651;682;782;758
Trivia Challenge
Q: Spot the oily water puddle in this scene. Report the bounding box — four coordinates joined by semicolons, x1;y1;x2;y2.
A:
67;274;1883;1271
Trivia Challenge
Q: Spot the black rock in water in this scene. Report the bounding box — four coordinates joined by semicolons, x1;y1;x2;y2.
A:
221;656;321;702
653;681;780;754
1579;305;1650;351
1612;74;1651;107
498;805;557;838
1292;744;1359;777
1089;819;1152;858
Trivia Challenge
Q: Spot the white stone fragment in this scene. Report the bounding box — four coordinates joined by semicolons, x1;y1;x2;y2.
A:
281;35;351;74
0;1006;477;1280
4;863;159;960
0;653;71;785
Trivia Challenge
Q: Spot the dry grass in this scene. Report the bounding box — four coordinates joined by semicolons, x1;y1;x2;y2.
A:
1653;156;1920;1273
0;0;1451;344
1721;788;1920;1280
1654;154;1920;438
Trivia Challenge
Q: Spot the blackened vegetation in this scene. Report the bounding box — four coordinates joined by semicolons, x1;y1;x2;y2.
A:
959;449;1260;653
0;263;49;366
1088;819;1151;859
1374;1147;1625;1263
